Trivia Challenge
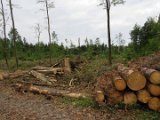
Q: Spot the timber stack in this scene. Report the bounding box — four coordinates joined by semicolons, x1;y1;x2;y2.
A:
95;62;160;111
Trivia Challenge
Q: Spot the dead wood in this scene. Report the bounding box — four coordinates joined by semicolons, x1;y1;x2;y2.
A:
137;89;151;103
9;70;28;79
117;64;146;91
29;70;56;85
112;72;126;91
148;84;160;96
141;68;160;84
14;83;93;99
63;58;71;73
148;97;160;111
124;92;137;105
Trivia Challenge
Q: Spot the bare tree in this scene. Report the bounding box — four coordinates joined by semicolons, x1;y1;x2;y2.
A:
34;23;42;45
115;32;125;53
37;0;54;65
100;0;125;65
9;0;18;68
1;0;9;70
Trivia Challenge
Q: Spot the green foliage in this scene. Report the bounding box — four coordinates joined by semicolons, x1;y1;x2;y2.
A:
61;96;97;108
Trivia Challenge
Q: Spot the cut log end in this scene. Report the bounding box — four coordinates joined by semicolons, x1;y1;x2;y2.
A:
95;91;105;103
114;79;126;91
150;71;160;84
148;84;160;96
124;92;137;105
128;71;146;91
148;97;160;111
107;90;123;104
137;89;151;103
0;74;4;80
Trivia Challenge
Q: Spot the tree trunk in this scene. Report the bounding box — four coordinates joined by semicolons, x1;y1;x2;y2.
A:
148;84;160;96
113;72;126;91
64;58;71;73
117;64;146;91
141;68;160;84
45;0;52;65
137;89;151;103
29;70;55;85
9;0;18;68
148;97;160;111
106;0;112;65
124;92;137;105
14;83;93;99
1;0;9;70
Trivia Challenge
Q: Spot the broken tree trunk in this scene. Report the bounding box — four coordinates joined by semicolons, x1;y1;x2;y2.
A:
141;68;160;84
14;83;93;99
137;89;151;103
117;64;146;91
64;58;71;73
29;70;56;85
112;72;126;91
148;97;160;111
124;92;137;105
148;84;160;96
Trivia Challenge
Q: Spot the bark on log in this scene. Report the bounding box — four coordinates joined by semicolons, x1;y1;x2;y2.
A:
36;68;64;75
9;70;28;79
137;89;151;103
64;58;71;73
148;84;160;96
141;68;160;84
0;73;3;80
14;83;93;99
29;70;55;85
33;66;64;75
148;97;160;111
124;92;137;105
113;73;126;91
117;64;146;91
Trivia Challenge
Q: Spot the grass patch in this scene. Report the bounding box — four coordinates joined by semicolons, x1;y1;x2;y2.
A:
60;96;97;108
135;109;160;120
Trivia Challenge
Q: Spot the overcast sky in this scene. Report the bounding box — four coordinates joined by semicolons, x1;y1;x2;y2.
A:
1;0;160;46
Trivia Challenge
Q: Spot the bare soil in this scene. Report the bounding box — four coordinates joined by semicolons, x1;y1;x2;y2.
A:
0;80;143;120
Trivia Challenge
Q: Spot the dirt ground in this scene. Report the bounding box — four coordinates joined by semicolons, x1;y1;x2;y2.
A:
0;80;145;120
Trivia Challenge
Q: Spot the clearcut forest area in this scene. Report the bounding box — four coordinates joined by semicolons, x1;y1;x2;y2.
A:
0;0;160;120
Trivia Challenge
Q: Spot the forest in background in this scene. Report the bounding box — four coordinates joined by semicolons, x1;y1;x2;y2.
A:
0;16;160;64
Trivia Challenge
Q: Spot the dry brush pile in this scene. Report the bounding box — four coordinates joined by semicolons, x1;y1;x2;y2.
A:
95;52;160;111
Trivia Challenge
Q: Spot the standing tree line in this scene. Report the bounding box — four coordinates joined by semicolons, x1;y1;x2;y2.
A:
1;0;160;70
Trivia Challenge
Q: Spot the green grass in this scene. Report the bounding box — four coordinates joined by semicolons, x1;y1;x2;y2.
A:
60;96;97;108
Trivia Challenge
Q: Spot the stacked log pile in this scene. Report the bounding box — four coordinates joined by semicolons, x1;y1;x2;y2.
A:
95;63;160;111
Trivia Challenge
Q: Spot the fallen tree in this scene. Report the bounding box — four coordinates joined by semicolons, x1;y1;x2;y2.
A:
14;83;93;99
